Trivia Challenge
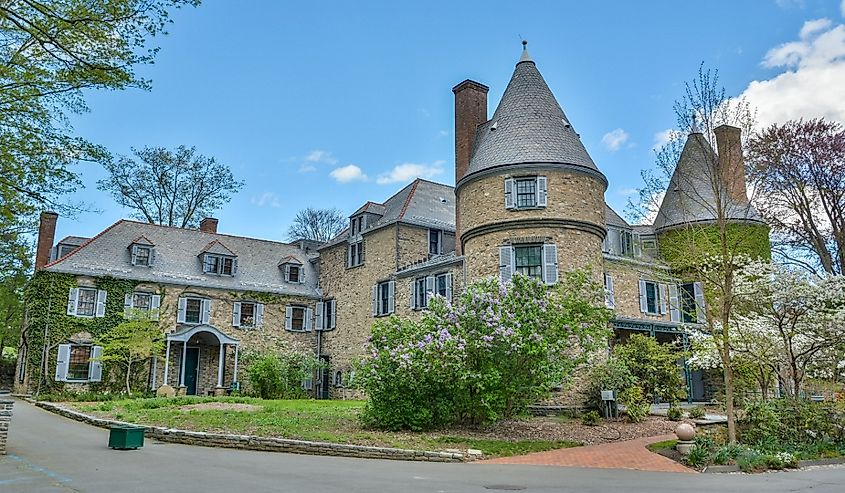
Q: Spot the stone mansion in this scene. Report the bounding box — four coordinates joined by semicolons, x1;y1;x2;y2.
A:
15;44;765;401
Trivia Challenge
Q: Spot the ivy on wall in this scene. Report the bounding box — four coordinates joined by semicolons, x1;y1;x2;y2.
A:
24;271;141;393
657;223;772;276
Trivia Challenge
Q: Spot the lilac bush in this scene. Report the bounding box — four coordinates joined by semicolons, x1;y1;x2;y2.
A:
357;271;611;430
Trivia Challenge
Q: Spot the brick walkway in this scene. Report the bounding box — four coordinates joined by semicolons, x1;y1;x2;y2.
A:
481;434;694;473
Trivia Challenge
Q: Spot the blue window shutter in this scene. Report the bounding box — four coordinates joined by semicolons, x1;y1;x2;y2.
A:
177;297;187;323
255;303;265;326
150;295;161;321
669;284;680;322
89;346;103;382
536;176;548;207
604;274;615;309
55;344;71;381
130;245;139;266
638;280;648;313
658;284;668;315
124;293;133;318
499;246;514;282
410;280;417;309
95;290;107;317
445;273;453;301
329;300;336;329
305;307;314;331
387;281;395;314
232;302;241;327
284;264;290;282
425;276;435;305
201;299;211;324
315;301;324;330
67;288;79;316
543;244;558;285
372;285;378;316
504;178;515;209
285;306;293;331
149;248;156;267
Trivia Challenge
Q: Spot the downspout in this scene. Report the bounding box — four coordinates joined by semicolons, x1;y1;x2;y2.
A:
315;323;323;399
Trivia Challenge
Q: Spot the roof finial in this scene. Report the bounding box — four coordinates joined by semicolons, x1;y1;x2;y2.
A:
690;112;700;134
519;39;533;63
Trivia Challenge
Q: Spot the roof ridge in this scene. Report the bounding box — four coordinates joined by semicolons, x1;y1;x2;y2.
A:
398;179;421;220
118;219;296;248
43;220;126;269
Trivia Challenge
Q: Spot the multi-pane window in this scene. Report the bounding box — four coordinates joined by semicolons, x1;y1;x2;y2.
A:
290;306;306;331
203;254;235;275
240;302;256;327
133;293;152;311
680;283;697;324
185;298;202;324
643;281;659;314
289;265;300;282
514;245;543;279
379;282;390;315
322;299;336;330
350;216;364;236
429;229;441;255
76;288;97;317
67;346;92;381
515;178;537;208
414;277;427;309
620;230;634;257
348;241;364;267
435;274;448;297
134;246;152;266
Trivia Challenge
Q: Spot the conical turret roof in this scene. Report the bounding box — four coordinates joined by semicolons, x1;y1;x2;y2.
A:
653;132;763;231
464;45;600;179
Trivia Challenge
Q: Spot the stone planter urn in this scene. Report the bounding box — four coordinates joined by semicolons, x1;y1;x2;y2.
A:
675;423;696;456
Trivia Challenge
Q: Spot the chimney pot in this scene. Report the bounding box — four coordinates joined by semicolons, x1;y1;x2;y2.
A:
199;217;218;234
35;211;59;270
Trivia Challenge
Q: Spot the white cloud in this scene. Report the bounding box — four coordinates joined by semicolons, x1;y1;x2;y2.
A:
652;129;681;150
600;128;629;151
329;164;368;183
618;188;638;197
740;19;845;126
298;164;317;173
376;161;446;185
251;192;281;208
306;150;337;165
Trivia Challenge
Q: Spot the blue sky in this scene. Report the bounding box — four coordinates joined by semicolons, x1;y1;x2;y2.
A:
58;0;845;242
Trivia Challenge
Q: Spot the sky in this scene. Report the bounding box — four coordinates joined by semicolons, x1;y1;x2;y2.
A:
56;0;845;243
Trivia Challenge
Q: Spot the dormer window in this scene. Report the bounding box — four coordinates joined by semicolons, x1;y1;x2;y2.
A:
129;236;156;267
350;215;366;237
280;257;305;283
203;254;236;275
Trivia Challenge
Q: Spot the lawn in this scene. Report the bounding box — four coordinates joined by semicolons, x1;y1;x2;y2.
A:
73;396;579;457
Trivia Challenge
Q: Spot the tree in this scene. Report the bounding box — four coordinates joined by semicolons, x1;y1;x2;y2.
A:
746;119;845;275
628;63;765;443
287;207;346;242
0;233;30;360
98;145;244;228
96;315;164;395
0;1;199;238
613;333;687;404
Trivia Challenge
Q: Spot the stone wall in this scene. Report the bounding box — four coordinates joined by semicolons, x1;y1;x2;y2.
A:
0;398;11;454
394;262;465;319
603;258;672;323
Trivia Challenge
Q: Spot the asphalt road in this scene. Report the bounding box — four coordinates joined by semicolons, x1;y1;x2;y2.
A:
2;398;844;493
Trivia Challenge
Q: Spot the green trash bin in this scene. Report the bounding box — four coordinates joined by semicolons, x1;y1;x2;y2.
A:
108;425;145;450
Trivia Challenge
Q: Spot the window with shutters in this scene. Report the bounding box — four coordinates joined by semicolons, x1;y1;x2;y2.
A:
288;265;300;282
680;283;698;323
515;178;537;208
348;241;364;267
435;273;449;297
429;229;442;255
134;246;152;266
67;345;92;381
240;302;257;327
203;254;235;276
619;230;635;257
321;299;336;330
76;288;97;317
290;306;306;331
184;298;203;324
413;277;427;309
642;281;660;314
133;293;152;311
376;281;392;316
514;245;543;279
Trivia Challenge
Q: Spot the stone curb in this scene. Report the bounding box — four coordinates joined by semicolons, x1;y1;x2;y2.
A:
32;400;467;463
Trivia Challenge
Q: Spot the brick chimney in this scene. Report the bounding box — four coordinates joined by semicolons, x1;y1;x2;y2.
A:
199;217;218;233
35;211;58;270
714;125;749;203
453;80;489;185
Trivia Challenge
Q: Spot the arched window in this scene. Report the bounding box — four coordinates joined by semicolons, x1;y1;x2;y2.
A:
334;370;343;387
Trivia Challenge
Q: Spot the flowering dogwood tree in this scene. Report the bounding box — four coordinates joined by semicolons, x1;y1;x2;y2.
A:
356;271;611;430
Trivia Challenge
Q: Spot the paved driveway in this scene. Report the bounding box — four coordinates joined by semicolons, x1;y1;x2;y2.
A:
2;399;844;493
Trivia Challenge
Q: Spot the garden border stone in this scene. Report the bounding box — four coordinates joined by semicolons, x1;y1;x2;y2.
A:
32;400;467;463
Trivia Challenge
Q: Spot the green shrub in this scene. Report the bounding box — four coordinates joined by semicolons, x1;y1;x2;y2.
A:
244;344;318;400
620;386;650;423
740;398;844;452
684;445;711;468
667;404;683;421
712;443;743;465
584;356;635;413
688;406;706;420
613;334;687;403
581;410;602;426
736;448;767;472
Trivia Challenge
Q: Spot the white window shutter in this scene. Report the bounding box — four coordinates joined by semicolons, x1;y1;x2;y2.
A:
149;248;156;267
543;244;558;285
658;284;668;315
150;295;161;321
425;276;435;305
55;344;71;381
638;280;648;313
536;176;548;207
305;307;314;331
89;345;103;382
232;302;241;327
499;246;514;282
232;258;238;275
124;293;133;317
284;264;290;282
177;297;187;323
315;301;324;330
255;303;265;326
633;233;642;257
445;273;453;301
387;280;395;314
131;245;139;265
372;285;378;316
299;268;305;283
284;306;293;330
95;290;107;317
504;178;515;209
669;284;680;322
410;280;417;309
694;282;706;323
329;300;336;329
604;274;615;309
67;288;79;316
201;299;211;324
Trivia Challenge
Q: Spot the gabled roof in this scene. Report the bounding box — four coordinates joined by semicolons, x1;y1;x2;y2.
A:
653;132;763;232
44;220;320;298
465;46;600;179
605;204;630;229
200;239;237;257
278;255;303;266
130;235;155;247
352;201;385;217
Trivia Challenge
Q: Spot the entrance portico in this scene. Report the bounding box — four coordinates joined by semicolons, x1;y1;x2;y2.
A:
162;324;240;395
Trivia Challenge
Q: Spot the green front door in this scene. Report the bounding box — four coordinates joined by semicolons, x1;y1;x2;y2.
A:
184;347;199;395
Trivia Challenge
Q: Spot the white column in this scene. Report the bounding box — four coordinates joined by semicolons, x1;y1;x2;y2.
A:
151;354;158;390
233;345;239;386
217;343;225;388
163;340;171;386
179;342;187;387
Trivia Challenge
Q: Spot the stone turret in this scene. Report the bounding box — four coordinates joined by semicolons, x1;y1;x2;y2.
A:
455;43;607;283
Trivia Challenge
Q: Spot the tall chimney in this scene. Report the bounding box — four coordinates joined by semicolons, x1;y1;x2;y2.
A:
453;80;488;256
199;217;218;233
714;125;748;203
35;211;58;270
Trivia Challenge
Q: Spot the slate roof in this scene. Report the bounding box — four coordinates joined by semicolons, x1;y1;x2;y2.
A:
465;48;601;178
320;179;456;250
653;132;764;232
396;252;463;278
56;236;89;246
605;204;630;229
44;220;320;297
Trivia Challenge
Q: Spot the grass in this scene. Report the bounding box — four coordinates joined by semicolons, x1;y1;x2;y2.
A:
646;439;678;453
74;396;580;457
